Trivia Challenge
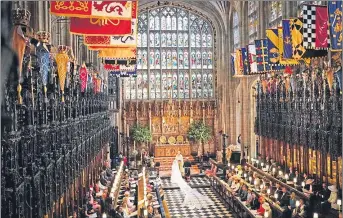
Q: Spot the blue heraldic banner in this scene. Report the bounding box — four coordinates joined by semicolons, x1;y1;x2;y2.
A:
255;39;271;73
328;1;343;51
241;47;250;75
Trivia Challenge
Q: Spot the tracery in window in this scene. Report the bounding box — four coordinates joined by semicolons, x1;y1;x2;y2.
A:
126;6;214;100
248;1;258;44
233;10;240;49
268;2;282;28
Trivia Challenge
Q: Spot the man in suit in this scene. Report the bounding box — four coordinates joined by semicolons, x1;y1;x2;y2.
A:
292;198;306;218
288;167;295;180
240;185;248;201
277;187;290;207
147;205;154;218
274;183;283;198
317;183;331;202
249;192;260;210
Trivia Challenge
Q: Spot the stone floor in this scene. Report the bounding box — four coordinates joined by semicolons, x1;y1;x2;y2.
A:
161;176;234;218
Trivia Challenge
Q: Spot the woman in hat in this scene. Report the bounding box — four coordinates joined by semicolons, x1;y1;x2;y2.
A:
257;196;266;215
328;185;339;210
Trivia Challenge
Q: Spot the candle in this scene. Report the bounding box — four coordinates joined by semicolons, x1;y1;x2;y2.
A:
261;162;264;167
254;180;257;185
267;189;271;194
274;193;278;199
228;163;231;167
231;166;235;170
313;213;318;218
293;178;297;183
266;165;269;170
244;173;247;178
102;214;107;218
260;184;264;190
279;170;282;176
285;174;289;180
302;181;305;187
256;160;259;164
296;201;300;207
249;177;252;182
338;199;342;206
272;168;276;173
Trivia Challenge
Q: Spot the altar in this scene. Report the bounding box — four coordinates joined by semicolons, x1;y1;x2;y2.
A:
154;144;191;157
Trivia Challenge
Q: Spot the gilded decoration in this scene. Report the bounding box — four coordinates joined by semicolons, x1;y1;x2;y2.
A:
125;100;217;156
155;145;191;157
152;117;161;134
180;116;190;134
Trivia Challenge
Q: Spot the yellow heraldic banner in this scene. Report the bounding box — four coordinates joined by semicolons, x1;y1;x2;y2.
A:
98;48;137;59
289;18;310;64
277;28;299;65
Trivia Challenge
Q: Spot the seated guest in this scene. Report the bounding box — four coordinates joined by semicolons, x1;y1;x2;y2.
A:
231;178;240;192
292;198;306;218
121;202;131;217
268;159;277;173
85;203;97;218
257;197;266;215
246;189;253;204
147;193;154;206
302;173;310;183
274;183;282;197
147;205;154;218
288;167;295;180
276;166;284;180
123;193;136;212
88;192;101;212
288;192;297;211
235;180;245;196
226;172;232;184
240;185;248;201
323;185;339;211
228;171;237;184
317;183;331;202
248;193;260;210
277;187;290;207
113;205;125;218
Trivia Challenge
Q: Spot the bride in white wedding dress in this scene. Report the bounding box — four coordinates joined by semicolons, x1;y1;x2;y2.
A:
170;160;214;209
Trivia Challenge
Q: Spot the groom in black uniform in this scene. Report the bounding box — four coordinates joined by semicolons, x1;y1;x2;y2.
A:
183;158;192;182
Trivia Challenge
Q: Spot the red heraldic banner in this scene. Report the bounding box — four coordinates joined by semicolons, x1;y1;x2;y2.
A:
70;1;136;35
315;6;328;48
70;17;132;35
50;1;133;19
84;1;137;44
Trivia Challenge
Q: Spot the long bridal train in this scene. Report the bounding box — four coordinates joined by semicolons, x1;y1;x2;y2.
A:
170;160;214;209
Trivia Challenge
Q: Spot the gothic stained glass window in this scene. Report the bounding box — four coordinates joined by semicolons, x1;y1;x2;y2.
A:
129;6;214;100
268;2;282;28
248;1;258;44
233;10;240;50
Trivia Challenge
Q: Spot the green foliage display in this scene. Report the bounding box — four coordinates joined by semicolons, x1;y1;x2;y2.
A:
187;121;212;144
130;124;152;143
